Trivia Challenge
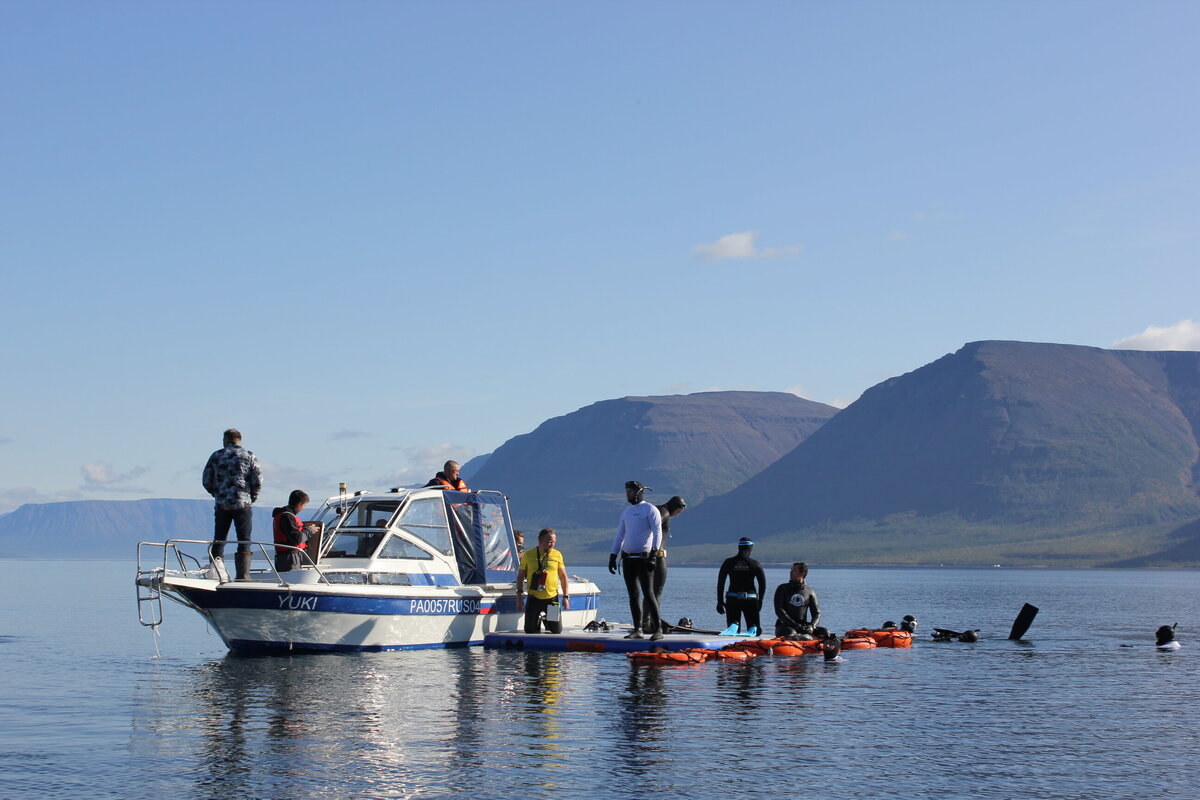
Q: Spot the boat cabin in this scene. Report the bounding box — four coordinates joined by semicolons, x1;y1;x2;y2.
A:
303;488;519;587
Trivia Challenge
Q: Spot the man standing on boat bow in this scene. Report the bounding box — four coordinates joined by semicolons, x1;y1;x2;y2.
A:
609;481;664;641
202;428;262;582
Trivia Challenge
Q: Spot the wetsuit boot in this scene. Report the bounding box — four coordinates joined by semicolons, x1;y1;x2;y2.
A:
234;552;253;581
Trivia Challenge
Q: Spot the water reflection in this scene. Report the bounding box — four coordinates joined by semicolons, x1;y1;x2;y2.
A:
713;659;767;723
190;655;332;800
114;567;1200;800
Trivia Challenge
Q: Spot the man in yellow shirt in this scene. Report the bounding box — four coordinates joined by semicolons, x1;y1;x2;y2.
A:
516;528;571;634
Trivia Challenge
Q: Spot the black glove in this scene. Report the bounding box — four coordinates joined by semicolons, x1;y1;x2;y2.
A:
608;554;618;574
716;602;725;615
645;555;657;571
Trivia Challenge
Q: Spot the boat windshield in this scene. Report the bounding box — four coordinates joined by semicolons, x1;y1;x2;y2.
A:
377;534;433;560
325;530;386;558
340;500;402;529
308;499;358;533
395;496;453;555
320;499;402;558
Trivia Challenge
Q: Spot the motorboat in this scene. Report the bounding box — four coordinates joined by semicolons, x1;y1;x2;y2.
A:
136;487;600;653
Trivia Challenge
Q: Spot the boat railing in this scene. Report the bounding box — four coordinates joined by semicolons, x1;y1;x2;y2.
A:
136;538;335;627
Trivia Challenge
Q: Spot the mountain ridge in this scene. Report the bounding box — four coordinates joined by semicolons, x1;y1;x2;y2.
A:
681;341;1200;565
469;390;838;531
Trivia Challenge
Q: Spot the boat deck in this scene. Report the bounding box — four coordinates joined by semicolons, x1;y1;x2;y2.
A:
484;628;752;653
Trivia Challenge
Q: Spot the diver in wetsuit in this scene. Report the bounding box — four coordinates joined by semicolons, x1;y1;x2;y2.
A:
609;481;664;641
644;495;686;630
773;561;820;638
716;538;766;634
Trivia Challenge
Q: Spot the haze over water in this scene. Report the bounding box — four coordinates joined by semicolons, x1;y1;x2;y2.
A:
2;562;1197;799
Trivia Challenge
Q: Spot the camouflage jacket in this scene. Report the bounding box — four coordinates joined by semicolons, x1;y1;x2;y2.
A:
202;443;263;510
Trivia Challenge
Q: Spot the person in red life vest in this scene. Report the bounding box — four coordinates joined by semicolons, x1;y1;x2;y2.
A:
425;460;468;491
272;489;310;572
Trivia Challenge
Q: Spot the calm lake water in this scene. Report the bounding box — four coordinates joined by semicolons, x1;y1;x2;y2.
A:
1;560;1198;799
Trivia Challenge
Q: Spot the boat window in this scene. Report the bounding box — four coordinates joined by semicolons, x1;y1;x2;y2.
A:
448;499;516;574
322;572;367;584
477;502;516;573
343;500;401;529
324;531;386;558
397;497;453;555
377;534;433;560
368;573;413;586
308;500;356;532
446;493;517;583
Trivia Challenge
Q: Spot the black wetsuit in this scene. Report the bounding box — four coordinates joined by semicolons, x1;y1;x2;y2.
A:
716;552;766;633
645;504;672;628
773;580;820;638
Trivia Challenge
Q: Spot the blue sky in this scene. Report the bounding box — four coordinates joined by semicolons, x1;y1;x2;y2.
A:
2;2;1197;512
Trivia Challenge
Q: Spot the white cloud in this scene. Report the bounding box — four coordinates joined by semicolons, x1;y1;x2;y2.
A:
378;443;476;488
1112;319;1200;351
692;231;803;261
81;462;148;487
783;385;811;399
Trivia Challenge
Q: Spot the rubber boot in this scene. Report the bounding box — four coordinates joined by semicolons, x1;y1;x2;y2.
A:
234;552;253;582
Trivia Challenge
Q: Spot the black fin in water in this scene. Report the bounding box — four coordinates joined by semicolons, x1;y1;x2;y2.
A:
1007;603;1039;640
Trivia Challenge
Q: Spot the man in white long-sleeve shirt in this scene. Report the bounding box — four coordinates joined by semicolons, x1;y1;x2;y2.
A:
608;480;664;640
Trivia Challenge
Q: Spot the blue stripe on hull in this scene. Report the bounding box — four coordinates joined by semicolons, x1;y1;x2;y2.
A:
180;587;598;616
227;638;482;654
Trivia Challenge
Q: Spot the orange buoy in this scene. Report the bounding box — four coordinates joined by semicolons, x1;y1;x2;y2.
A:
869;630;913;648
771;643;809;657
627;649;709;664
729;638;782;654
715;648;755;660
840;636;877;650
681;648;717;661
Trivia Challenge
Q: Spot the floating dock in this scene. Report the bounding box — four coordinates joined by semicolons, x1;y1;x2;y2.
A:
484;628;751;653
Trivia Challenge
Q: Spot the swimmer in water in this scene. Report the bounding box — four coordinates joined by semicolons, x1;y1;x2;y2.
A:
1156;624;1180;650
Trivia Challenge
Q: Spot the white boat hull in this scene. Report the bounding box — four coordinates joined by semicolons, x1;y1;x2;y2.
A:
165;577;600;652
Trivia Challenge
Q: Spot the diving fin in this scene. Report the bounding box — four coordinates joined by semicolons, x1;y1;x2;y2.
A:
719;624;740;636
1007;603;1039;640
